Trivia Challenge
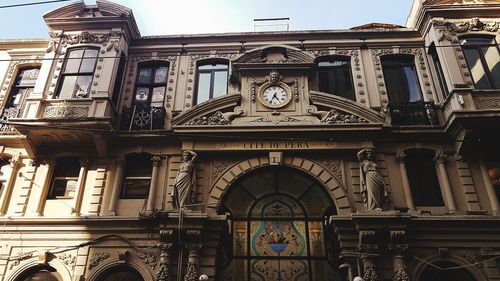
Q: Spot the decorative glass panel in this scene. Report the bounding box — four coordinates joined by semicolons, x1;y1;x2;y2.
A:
308;221;325;256
250;259;309;281
250;220;307;257
251;195;304;218
16;68;39;87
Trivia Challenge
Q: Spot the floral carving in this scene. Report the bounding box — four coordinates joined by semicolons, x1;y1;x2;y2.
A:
393;264;410;281
433;18;499;42
308;108;367;124
88;252;110;270
372;49;394;66
55;31;122;46
213;161;232;180
156;262;170;281
138;253;158;269
58;253;76;268
188;111;230;125
323;160;343;183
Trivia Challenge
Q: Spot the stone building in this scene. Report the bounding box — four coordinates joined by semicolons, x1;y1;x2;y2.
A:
0;0;499;280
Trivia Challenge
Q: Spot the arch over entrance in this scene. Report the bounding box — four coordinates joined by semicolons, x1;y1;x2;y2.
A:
93;265;144;281
418;261;478;281
218;166;340;281
208;155;352;216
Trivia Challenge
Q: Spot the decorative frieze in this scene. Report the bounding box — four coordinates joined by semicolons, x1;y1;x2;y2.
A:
308;108;368;124
323;160;343;183
58;253;77;269
50;31;122;47
433;17;499;38
138;252;158;270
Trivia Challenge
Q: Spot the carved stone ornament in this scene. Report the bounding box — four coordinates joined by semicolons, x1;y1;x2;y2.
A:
393;264;410;281
156;262;170;281
434;17;499;33
251;71;299;103
187;111;229;126
88;252;111;270
323;160;343;183
58;253;77;268
138;253;158;269
363;264;381;281
308;108;368;124
50;31;123;47
184;262;199;281
464;250;479;264
9;252;33;270
43;102;90;118
212;161;233;180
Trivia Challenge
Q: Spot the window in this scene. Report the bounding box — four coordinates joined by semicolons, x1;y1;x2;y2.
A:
429;44;449;98
405;149;444;207
486;162;500;202
317;56;355;100
48;157;81;199
382;55;422;104
121;153;152;199
95;266;144;281
57;48;99;98
6;67;40;109
194;62;228;105
461;37;500;89
134;62;168;108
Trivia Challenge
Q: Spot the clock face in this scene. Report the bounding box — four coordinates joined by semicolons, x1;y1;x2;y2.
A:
260;86;290;108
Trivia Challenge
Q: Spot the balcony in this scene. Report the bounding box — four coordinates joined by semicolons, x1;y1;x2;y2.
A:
0;108;20;133
120;105;166;131
388;101;438;126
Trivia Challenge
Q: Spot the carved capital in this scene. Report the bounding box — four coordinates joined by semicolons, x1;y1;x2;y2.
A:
152;156;162;167
434;153;446;165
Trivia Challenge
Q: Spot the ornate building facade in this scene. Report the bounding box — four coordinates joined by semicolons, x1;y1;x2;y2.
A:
0;0;499;280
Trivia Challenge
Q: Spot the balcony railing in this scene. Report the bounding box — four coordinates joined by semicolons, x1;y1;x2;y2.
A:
388;101;437;126
0;108;20;132
121;105;166;131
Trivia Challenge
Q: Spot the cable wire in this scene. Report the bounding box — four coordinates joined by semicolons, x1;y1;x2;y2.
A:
0;0;73;9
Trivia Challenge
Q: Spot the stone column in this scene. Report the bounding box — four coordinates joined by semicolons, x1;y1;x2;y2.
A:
389;230;410;281
108;158;125;216
434;153;457;212
184;244;202;281
396;153;415;210
479;160;500;215
146;156;162;214
0;155;20;216
72;159;89;215
156;243;173;281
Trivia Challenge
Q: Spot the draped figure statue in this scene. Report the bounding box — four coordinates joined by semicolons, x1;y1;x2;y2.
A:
173;150;198;210
357;148;388;211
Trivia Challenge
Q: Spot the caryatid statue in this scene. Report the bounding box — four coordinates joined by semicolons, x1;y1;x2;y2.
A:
357;148;389;211
173;150;198;210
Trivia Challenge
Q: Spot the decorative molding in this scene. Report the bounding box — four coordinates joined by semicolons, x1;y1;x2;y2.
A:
189;53;233;74
433;18;499;40
187;111;229;126
476;98;500;109
88;252;111;270
9;252;33;270
308;108;368;124
184;262;199;281
58;253;76;269
43;102;89;118
323;160;343;183
51;31;123;47
138;253;158;270
212;161;234;180
464;250;479;264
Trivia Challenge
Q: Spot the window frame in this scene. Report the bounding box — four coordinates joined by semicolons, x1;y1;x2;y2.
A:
56;47;99;99
428;44;450;99
121;153;153;199
111;52;127;108
381;54;423;105
133;61;169;108
194;61;229;105
5;66;40;109
317;56;356;101
47;157;81;200
460;36;500;90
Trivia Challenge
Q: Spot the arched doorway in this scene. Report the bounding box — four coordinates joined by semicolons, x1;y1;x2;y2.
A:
419;261;477;281
219;166;339;281
94;266;144;281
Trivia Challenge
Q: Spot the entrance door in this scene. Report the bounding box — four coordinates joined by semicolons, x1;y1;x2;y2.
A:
220;166;340;281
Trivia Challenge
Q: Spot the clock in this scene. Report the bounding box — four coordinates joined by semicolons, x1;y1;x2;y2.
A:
258;85;291;108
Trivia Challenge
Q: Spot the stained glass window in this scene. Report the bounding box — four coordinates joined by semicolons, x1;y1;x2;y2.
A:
220;167;339;281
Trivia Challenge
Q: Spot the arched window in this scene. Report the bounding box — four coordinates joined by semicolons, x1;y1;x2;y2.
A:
405;149;444;207
94;265;144;281
121;153;152;199
219;166;339;281
194;61;228;105
317;56;355;101
48;157;81;199
460;36;500;89
419;261;477;281
14;265;62;281
382;55;422;105
57;47;99;99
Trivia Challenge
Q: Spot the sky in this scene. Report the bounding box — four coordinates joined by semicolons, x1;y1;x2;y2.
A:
0;0;414;39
